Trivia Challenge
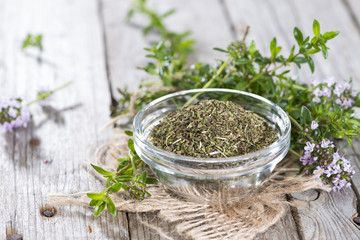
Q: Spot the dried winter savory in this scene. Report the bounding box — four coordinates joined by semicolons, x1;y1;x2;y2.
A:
150;99;278;158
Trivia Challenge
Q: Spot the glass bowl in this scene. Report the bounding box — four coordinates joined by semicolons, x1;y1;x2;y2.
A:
133;89;291;203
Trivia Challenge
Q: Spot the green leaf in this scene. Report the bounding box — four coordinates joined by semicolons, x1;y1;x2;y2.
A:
320;43;328;59
109;183;123;193
304;55;315;73
306;48;320;55
293;27;304;46
125;130;133;136
300;105;312;125
128;139;136;153
91;164;116;176
235;81;248;90
346;136;354;147
270;37;277;57
106;197;117;217
331;130;345;139
288;45;295;60
249;40;256;56
89;199;100;206
145;178;158;184
94;201;106;218
140;171;148;181
213;47;228;53
313;20;320;39
161;9;176;18
323;31;339;40
87;192;105;200
115;175;133;182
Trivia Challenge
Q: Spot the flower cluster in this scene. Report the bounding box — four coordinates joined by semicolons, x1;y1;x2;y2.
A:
311;78;357;109
300;138;354;191
0;97;31;131
227;41;247;58
128;180;148;200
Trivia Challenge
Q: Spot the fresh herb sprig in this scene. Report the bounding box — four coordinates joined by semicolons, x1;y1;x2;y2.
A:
87;131;157;217
22;34;43;51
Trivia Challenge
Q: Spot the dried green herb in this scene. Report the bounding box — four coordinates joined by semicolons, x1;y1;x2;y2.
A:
150;100;278;158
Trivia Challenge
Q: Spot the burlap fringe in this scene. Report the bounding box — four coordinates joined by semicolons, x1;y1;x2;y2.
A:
49;128;330;240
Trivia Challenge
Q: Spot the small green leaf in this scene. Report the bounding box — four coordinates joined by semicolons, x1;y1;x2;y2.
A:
293;27;304;46
323;31;339;40
91;164;116;176
331;130;345;139
109;183;124;193
288;45;295;60
115;175;133;182
125;130;133;136
161;9;176;18
94;201;106;218
313;20;320;39
89;199;100;206
300;105;312;125
270;37;277;57
305;55;315;73
145;178;158;184
87;192;105;200
213;47;228;53
128;139;136;153
249;40;256;56
140;171;148;181
346;136;354;146
320;43;328;59
106;197;117;217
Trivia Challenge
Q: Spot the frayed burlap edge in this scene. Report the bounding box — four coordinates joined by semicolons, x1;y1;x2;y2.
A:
49;128;330;240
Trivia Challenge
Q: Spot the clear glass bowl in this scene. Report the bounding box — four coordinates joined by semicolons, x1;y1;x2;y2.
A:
133;89;291;203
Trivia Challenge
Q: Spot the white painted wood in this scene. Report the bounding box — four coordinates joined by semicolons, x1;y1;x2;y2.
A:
0;0;129;239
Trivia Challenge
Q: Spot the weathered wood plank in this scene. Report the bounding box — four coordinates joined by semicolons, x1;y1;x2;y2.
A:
293;188;360;239
0;0;129;239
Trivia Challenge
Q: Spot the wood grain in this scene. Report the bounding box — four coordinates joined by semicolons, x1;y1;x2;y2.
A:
0;0;129;239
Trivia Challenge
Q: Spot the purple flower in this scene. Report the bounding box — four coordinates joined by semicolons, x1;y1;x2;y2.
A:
321;139;333;149
322;87;332;98
310;121;319;130
304;142;315;152
311;78;321;86
0;97;31;131
324;76;335;87
300;138;354;191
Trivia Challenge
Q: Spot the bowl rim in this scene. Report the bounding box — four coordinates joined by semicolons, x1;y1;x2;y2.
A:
133;88;291;164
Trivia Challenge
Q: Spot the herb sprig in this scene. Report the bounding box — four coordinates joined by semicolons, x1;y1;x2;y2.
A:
22;34;43;51
87;131;157;217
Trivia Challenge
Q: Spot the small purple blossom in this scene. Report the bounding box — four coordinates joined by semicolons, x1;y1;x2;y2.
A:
128;181;148;200
310;121;319;130
0;97;31;131
321;139;333;148
304;142;315;152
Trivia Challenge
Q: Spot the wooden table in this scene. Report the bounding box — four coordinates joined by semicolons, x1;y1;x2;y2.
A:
1;0;360;239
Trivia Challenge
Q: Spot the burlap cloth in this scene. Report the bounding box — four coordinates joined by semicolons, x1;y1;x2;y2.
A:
49;128;329;240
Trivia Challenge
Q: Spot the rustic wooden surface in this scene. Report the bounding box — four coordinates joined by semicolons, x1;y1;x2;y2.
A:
0;0;360;239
